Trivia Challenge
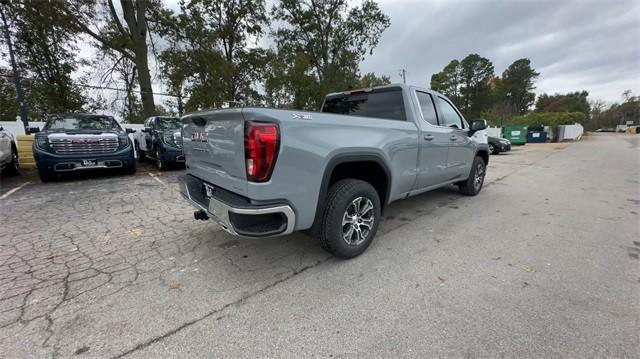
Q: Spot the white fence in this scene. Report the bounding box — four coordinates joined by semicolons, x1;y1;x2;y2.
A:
486;126;502;138
557;123;584;141
0;120;46;136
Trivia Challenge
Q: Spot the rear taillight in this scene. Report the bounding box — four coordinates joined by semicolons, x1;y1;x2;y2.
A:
245;121;280;182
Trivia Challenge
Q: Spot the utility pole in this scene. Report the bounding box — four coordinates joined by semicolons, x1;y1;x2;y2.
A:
0;2;29;132
398;69;406;84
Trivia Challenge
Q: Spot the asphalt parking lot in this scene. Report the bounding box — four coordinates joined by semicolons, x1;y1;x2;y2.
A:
0;133;638;358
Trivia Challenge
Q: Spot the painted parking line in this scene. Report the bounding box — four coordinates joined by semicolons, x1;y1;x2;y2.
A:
148;173;168;187
0;181;31;200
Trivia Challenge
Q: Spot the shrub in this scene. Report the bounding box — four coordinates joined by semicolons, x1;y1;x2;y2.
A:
506;112;587;127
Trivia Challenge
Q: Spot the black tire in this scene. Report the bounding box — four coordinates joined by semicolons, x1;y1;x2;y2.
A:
4;146;19;176
155;148;166;171
458;156;486;196
38;168;54;183
489;143;497;155
125;161;136;175
317;179;381;259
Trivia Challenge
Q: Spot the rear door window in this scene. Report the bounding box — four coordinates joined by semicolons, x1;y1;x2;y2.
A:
416;92;439;126
322;89;406;121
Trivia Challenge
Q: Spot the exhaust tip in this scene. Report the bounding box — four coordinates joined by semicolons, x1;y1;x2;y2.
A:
194;210;209;221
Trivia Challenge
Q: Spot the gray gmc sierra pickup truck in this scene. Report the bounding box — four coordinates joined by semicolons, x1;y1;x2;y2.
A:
179;84;489;258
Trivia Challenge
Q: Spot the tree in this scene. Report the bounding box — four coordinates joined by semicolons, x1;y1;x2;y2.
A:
63;0;165;119
0;67;25;120
272;0;390;109
584;91;639;130
356;72;390;88
261;49;319;109
459;54;494;118
509;111;588;127
160;0;269;111
535;91;590;115
496;58;539;115
430;59;461;103
1;0;90;119
187;0;267;101
431;55;494;119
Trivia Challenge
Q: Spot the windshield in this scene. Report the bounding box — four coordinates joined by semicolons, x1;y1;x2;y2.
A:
321;88;406;121
156;117;181;130
44;115;121;131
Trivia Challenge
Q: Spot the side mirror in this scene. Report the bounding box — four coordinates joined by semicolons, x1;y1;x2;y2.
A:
0;126;3;131
469;119;487;134
28;127;40;134
141;127;149;133
125;128;136;134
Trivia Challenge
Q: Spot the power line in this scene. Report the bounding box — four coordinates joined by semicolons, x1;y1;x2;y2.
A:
0;73;187;98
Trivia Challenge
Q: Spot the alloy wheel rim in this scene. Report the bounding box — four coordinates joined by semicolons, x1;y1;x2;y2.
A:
474;162;485;190
341;197;375;246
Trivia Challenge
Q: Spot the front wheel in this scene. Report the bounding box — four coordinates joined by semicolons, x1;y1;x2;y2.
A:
489;143;497;155
124;161;136;175
458;156;486;196
155;148;166;171
317;179;381;259
38;168;54;183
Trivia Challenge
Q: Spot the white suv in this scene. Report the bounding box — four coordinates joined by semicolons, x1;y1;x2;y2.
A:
0;125;18;176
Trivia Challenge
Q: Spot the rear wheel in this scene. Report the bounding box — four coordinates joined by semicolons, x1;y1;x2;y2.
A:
458;156;486;196
4;146;19;176
317;179;381;259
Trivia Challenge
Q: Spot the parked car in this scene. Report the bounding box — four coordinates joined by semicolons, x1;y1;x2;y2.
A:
0;125;19;176
178;84;489;258
134;116;184;170
488;136;511;154
33;113;136;182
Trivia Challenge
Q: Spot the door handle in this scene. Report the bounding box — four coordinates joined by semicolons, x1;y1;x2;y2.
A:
423;134;434;141
450;135;458;141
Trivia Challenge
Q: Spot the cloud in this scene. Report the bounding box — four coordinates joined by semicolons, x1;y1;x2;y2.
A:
360;0;640;103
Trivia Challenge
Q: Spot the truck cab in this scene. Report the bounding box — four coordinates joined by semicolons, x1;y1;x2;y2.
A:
134;116;184;170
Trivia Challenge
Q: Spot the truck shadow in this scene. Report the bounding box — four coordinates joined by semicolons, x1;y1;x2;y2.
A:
188;185;465;287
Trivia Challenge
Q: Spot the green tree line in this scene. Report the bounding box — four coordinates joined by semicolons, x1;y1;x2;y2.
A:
0;0;391;123
1;0;637;127
430;54;638;130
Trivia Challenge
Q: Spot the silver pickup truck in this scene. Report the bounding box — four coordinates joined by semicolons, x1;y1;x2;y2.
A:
179;84;489;258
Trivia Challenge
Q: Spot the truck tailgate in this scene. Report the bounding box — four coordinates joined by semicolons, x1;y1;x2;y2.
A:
182;109;248;196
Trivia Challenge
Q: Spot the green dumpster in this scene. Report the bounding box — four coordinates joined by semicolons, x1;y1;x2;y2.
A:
502;125;528;145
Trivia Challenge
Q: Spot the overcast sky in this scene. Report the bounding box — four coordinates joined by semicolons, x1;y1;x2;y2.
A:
360;0;639;103
5;0;638;115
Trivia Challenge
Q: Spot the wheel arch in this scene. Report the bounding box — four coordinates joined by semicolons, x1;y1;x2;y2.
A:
476;148;489;165
314;153;392;222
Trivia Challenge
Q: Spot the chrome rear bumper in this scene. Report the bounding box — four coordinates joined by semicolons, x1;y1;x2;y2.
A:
178;176;295;237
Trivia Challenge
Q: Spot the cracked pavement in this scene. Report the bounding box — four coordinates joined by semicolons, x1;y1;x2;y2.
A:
1;133;638;358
